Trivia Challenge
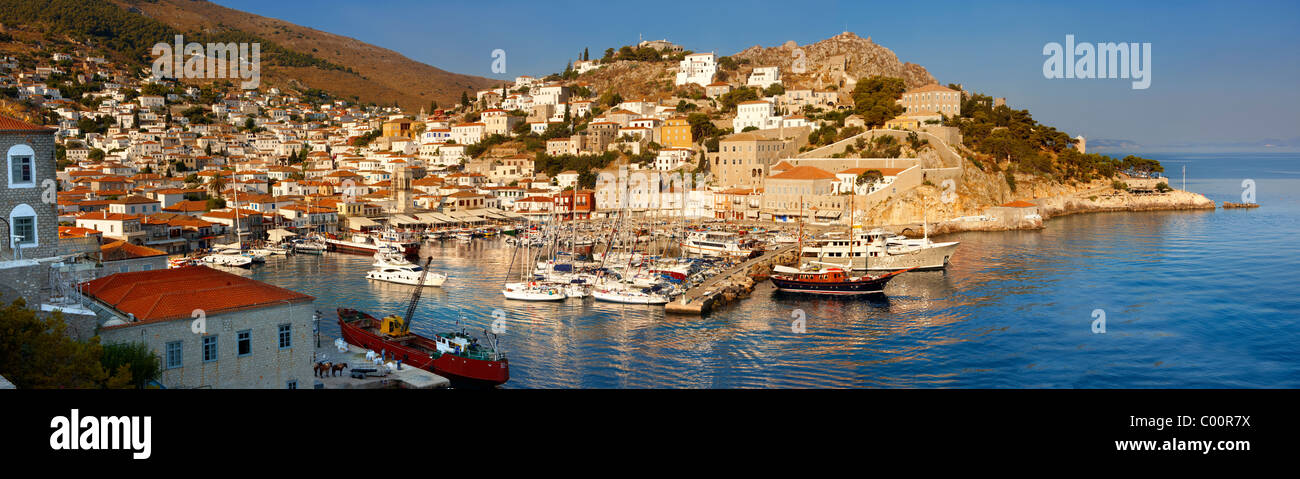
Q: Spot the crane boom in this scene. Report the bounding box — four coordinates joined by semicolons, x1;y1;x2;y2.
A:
402;256;433;333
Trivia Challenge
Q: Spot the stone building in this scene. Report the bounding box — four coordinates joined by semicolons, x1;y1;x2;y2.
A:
0;115;61;304
712;132;792;189
82;266;317;389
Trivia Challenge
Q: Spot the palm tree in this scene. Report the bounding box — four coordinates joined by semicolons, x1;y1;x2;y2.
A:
208;174;227;199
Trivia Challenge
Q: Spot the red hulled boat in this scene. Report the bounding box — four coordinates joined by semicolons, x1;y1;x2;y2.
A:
338;308;509;386
769;265;913;295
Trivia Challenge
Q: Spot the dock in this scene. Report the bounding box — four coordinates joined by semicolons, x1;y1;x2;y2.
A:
312;342;450;389
665;244;798;316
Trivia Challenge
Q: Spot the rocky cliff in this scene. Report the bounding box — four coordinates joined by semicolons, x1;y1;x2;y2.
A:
730;32;937;90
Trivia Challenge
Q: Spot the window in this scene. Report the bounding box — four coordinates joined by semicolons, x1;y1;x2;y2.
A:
237;330;251;356
286;380;297;389
12;215;34;246
278;323;292;349
7;144;35;188
8;201;38;248
202;335;218;362
165;341;183;369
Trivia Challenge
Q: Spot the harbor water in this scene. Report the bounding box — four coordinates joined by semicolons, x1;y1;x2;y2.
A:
236;153;1300;388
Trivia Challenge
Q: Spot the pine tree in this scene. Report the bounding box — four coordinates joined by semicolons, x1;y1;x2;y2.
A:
584;47;590;61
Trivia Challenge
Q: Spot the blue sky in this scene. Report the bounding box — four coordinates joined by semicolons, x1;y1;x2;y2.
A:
212;0;1300;150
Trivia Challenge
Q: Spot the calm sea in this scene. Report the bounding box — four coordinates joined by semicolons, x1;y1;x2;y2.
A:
240;152;1300;388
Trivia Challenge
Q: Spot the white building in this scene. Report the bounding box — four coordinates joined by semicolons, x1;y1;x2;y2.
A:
747;66;781;89
732;100;781;131
450;122;486;145
675;52;717;87
654;148;694;171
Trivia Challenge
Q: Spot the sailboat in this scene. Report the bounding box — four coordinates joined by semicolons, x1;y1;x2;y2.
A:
772;190;913;295
502;219;566;301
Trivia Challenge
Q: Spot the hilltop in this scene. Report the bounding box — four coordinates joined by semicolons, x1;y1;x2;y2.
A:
572;31;938;101
0;0;499;109
729;32;936;90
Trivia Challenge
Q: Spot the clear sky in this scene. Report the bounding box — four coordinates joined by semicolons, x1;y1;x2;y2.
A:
212;0;1300;150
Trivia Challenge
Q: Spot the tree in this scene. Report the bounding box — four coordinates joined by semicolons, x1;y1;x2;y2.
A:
208;175;227;197
851;76;907;127
100;342;160;389
0;300;130;389
583;47;590;61
856;169;884;188
460;91;471;107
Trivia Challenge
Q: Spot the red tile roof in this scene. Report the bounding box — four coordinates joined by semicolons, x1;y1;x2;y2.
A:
100;240;167;261
0;115;54;132
82;266;313;326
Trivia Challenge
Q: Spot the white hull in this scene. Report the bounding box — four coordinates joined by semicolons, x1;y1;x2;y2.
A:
592;289;669;304
366;270;447;286
502;282;566;301
202;254;253;268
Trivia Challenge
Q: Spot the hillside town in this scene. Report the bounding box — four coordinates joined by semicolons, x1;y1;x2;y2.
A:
2;31;1179;390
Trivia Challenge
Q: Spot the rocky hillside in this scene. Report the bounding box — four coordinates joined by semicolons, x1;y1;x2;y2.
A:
730;32;937;91
86;0;499;109
575;31;938;103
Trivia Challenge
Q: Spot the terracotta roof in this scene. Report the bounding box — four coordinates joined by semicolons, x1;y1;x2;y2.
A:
0;115;54;132
1001;200;1037;208
100;240;167;261
768;165;837;181
905;83;959;94
82;266;313;326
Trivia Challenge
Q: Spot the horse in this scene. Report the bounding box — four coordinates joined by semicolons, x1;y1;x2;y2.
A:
314;362;332;377
329;362;347;376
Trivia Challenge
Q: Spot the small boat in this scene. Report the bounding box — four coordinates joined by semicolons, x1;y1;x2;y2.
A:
292;238;328;254
201;253;253;268
769;265;913;295
591;286;670;304
563;282;589;299
169;257;201;268
502;282;566;301
337;308;508;386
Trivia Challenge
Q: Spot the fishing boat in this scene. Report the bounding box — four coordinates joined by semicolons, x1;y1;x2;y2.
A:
338;308;508;386
339;256;508;386
770;265;912;295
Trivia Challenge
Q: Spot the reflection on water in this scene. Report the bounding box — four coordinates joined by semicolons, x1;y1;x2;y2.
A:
239;155;1300;388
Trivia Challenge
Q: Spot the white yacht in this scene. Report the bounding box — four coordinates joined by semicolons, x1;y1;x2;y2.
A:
365;263;447;286
800;229;959;271
680;231;757;258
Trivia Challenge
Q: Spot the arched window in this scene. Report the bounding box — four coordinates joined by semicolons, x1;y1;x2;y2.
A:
7;143;36;188
9;203;37;249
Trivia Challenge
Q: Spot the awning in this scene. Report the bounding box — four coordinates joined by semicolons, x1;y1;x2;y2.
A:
391;214;422;225
424;212;457;223
266;228;297;242
414;213;448;224
349;217;380;228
